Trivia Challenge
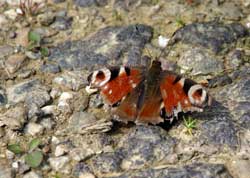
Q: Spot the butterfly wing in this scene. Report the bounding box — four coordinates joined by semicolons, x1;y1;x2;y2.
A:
136;83;164;124
88;66;145;105
116;60;164;125
113;81;144;123
160;71;211;118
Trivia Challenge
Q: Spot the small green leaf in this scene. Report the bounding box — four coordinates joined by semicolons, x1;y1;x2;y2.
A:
40;47;49;57
7;144;23;154
28;31;41;44
29;138;41;151
25;151;43;168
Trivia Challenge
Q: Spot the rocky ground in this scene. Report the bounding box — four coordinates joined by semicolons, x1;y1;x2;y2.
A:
0;0;250;178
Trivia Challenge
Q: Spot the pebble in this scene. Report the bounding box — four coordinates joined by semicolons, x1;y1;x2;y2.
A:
4;9;18;20
5;54;26;74
40;117;56;130
69;147;94;162
178;47;223;76
58;92;73;112
5;150;15;160
40;63;61;73
51;136;60;145
229;158;250;178
48;156;70;173
41;105;57;115
0;106;27;130
53;71;86;91
63;111;112;134
0;89;7;106
17;69;35;79
23;171;43;178
25;51;41;60
0;45;14;58
0;159;14;178
0;15;8;26
6;79;50;105
37;11;55;26
15;28;30;47
25;122;44;136
50;88;61;99
79;173;96;178
55;144;69;157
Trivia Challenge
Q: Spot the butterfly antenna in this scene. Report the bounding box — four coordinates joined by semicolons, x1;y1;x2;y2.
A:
145;46;153;59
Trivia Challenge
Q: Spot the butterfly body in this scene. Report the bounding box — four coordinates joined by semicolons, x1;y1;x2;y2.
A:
87;60;211;124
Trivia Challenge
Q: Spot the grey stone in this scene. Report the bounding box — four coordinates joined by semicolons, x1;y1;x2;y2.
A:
51;15;73;31
62;111;112;134
74;0;96;7
114;0;152;10
73;162;94;178
110;163;232;178
49;24;153;70
5;54;26;74
214;2;243;20
239;112;250;129
17;69;35;79
53;0;65;3
40;63;61;73
91;152;122;174
37;11;55;26
6;79;51;118
0;159;14;178
0;106;27;130
0;88;7;106
74;0;108;7
53;71;86;91
208;74;232;88
178;47;224;76
25;122;44;136
118;125;176;170
172;22;249;53
25;51;41;60
229;158;250;178
6;79;50;104
221;77;250;102
0;45;14;58
40;117;56;130
226;50;244;70
200;117;238;148
48;156;70;173
23;171;43;178
89;126;176;175
69;147;94;162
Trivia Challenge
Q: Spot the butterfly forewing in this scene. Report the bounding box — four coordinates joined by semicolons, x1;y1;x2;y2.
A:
89;66;145;105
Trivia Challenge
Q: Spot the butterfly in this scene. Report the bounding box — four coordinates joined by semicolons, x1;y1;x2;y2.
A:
87;60;212;125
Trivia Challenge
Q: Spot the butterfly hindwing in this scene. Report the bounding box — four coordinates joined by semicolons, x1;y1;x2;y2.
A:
160;72;210;118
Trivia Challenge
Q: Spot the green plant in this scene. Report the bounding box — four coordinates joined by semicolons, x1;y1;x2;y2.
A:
112;10;122;21
151;0;159;5
28;30;49;57
175;17;185;27
7;138;43;168
183;116;197;135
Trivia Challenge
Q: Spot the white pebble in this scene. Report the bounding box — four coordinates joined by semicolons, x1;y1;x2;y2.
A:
158;35;170;48
59;92;73;102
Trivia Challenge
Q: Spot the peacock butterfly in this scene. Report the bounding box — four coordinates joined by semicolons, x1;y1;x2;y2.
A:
87;59;212;125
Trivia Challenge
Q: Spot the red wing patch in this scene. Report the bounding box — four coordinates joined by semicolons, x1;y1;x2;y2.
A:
100;68;143;105
113;83;142;123
160;74;192;116
137;98;163;124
